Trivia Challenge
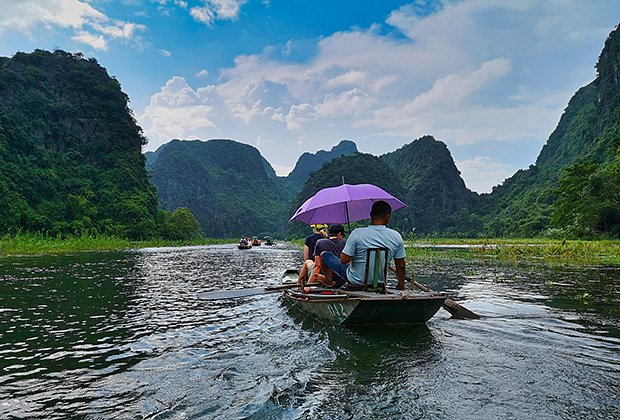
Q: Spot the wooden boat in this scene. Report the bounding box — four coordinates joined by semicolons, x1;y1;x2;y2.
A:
280;269;446;325
263;236;274;246
251;236;261;246
238;239;252;249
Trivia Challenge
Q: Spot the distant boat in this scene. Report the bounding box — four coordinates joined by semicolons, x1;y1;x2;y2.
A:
238;238;252;249
279;269;446;325
263;236;274;245
251;236;261;246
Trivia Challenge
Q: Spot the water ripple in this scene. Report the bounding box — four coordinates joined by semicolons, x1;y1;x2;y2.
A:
0;245;618;418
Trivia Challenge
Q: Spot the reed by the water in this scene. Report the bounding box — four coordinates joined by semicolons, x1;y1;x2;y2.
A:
0;233;231;256
407;238;620;265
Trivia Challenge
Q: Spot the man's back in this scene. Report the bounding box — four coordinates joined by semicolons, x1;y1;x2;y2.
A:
314;237;346;258
342;225;405;286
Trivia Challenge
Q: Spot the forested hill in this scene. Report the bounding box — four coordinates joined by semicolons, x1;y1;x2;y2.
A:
0;49;159;239
478;24;620;238
382;136;479;235
5;24;619;240
148;139;288;237
287;137;476;236
285;140;358;188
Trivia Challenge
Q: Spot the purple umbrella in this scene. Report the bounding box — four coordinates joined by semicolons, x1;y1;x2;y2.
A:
289;183;407;227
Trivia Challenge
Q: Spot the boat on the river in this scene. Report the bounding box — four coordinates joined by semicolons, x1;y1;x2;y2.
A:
280;269;446;325
251;236;261;246
263;236;274;246
238;238;252;249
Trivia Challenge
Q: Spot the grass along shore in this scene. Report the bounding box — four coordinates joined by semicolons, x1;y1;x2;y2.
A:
291;237;620;265
1;234;618;265
0;233;233;256
406;238;620;265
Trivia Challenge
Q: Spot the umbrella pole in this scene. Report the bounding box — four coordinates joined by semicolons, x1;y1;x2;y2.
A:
345;201;351;233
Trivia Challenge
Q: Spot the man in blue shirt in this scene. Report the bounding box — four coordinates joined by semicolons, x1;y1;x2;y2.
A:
321;200;406;290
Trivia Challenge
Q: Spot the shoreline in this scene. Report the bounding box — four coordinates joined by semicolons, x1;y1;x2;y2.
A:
1;234;619;266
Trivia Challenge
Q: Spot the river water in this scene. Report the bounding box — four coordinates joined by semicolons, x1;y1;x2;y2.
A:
0;244;618;419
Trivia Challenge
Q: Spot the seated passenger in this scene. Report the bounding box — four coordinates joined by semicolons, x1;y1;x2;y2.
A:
298;224;327;283
312;224;347;287
321;201;407;291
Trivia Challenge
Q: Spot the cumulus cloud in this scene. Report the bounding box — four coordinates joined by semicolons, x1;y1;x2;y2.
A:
0;0;145;50
140;0;619;191
139;76;218;142
189;0;247;25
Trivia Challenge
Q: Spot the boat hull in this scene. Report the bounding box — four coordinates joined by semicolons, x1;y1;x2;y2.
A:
283;289;446;325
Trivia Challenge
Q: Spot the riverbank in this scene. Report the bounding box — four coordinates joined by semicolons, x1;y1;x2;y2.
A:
291;237;620;266
2;235;619;265
406;238;620;265
0;233;234;256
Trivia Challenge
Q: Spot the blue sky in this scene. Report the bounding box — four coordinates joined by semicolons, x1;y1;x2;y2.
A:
1;1;619;192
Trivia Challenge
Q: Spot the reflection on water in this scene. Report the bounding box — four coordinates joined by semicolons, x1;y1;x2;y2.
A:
0;245;618;418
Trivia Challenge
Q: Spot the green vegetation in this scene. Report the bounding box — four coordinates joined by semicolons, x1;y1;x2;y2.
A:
3;24;620;245
0;50;159;239
406;238;620;265
382;136;478;235
0;232;232;256
0;50;203;242
477;26;620;239
148;139;288;238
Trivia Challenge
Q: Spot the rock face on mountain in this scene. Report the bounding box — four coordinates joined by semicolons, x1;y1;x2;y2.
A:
148;139;288;237
0;49;158;238
382;136;479;235
480;24;620;237
286;137;477;236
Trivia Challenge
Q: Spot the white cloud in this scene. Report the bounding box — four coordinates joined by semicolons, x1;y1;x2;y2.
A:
0;0;145;50
456;156;516;193
139;76;218;144
189;0;247;25
286;103;317;130
189;6;215;24
196;69;209;78
72;31;107;50
140;0;620;190
159;49;171;57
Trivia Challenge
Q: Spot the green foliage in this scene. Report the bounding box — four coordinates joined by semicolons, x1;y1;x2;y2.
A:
552;156;620;237
159;208;202;240
382;136;479;235
0;49;158;239
477;26;620;239
149;139;289;238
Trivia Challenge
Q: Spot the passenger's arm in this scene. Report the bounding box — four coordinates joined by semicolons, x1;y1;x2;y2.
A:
340;253;352;264
303;245;310;261
394;257;406;290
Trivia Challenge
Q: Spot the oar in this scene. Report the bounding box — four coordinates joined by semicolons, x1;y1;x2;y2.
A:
198;283;318;301
389;267;480;319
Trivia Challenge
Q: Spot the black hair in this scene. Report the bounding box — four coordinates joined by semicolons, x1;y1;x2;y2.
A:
370;200;392;219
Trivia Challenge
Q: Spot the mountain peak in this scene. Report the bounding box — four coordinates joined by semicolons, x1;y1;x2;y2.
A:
287;140;359;184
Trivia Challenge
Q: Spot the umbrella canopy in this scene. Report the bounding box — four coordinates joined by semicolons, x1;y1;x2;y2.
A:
290;183;407;225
